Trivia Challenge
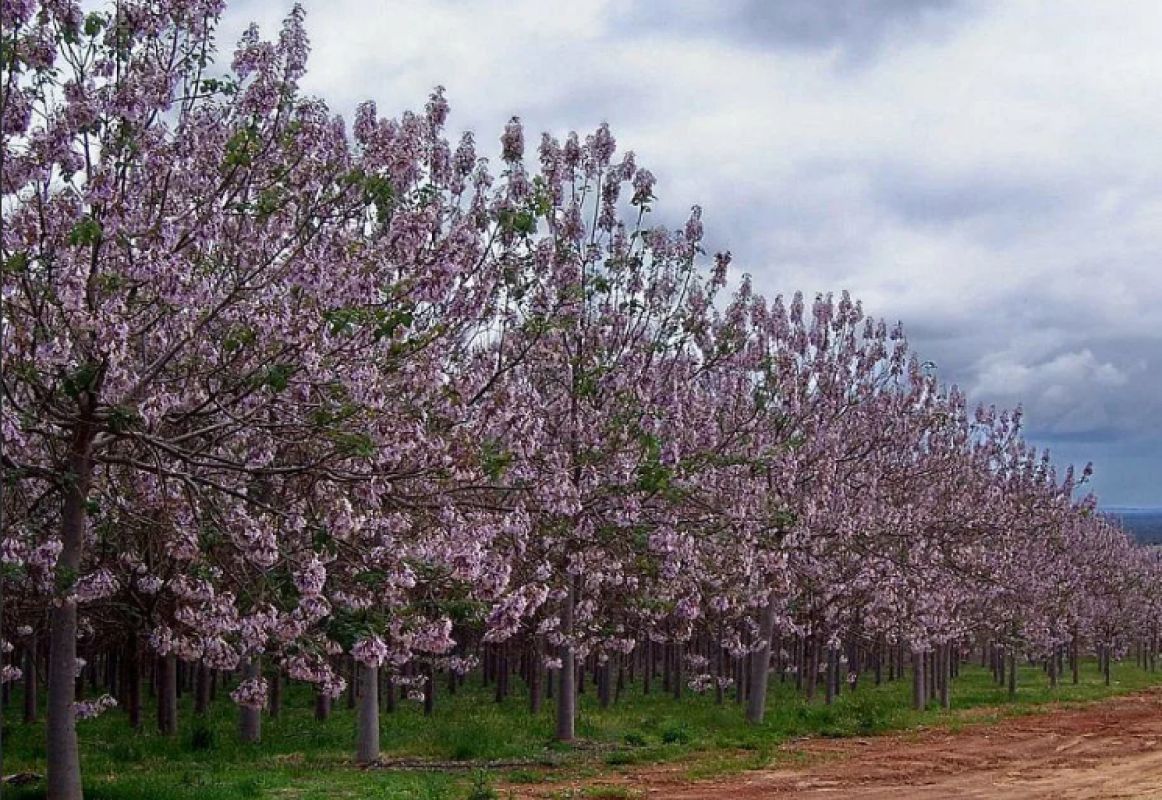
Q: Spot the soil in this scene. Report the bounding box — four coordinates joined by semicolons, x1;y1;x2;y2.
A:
509;688;1162;799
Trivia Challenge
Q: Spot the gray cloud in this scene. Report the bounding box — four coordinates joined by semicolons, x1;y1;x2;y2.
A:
620;0;967;61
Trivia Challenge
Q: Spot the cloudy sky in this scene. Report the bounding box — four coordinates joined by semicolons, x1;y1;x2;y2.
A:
221;0;1161;506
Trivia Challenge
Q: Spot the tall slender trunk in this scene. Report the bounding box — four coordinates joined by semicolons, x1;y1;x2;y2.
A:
23;634;38;724
555;579;576;741
662;643;672;694
714;646;725;705
159;653;178;735
268;669;282;719
356;663;379;764
806;636;820;701
825;647;838;705
345;658;356;710
746;591;778;724
874;637;883;686
529;635;544;714
939;644;951;710
195;662;210;716
384;673;396;713
126;633;141;730
47;424;95;800
314;687;331;721
239;658;261;743
1007;647;1017;700
642;639;652;695
598;660;611;709
911;650;925;710
423;662;435;716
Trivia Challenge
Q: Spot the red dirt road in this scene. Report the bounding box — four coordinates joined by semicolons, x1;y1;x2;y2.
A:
513;689;1162;799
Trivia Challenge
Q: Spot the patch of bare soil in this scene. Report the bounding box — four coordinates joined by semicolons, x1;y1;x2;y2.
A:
510;689;1162;799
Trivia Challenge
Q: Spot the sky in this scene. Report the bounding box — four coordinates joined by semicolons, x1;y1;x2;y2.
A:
220;0;1161;507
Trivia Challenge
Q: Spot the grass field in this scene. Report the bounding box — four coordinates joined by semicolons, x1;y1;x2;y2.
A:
2;659;1159;799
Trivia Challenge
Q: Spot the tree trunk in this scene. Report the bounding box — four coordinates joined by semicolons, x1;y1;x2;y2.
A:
555;580;576;741
530;636;544;714
46;425;95;800
356;663;379;764
159;653;178;735
23;634;38;724
424;662;435;716
126;634;142;730
939;644;951;710
874;638;883;686
911;650;925;710
195;662;210;715
1007;647;1017;700
806;636;820;702
643;639;652;696
345;658;356;710
662;642;672;694
314;688;331;721
598;660;611;708
268;669;282;719
239;658;261;743
745;591;778;724
825;647;837;705
384;673;396;713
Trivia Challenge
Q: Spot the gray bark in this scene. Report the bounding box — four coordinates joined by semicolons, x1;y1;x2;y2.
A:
46;425;95;800
268;669;282;718
529;635;544;714
1007;647;1017;699
314;688;331;721
356;662;380;764
24;634;38;724
159;653;178;735
911;650;926;710
555;580;576;741
195;662;210;715
745;591;778;724
239;657;261;743
940;644;951;710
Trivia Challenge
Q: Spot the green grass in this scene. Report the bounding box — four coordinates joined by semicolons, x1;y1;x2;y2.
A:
1;659;1158;798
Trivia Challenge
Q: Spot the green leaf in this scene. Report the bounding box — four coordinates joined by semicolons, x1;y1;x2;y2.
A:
259;363;295;393
68;217;103;248
373;309;414;342
61;362;100;398
332;431;375;458
83;12;106;37
3;252;29;274
106;404;143;434
480;439;513;481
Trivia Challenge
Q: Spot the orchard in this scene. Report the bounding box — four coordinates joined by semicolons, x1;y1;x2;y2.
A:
1;3;1159;799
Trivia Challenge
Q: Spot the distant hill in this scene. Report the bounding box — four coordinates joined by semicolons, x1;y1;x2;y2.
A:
1103;508;1162;545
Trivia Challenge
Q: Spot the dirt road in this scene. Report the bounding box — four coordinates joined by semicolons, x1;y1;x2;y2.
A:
512;688;1162;799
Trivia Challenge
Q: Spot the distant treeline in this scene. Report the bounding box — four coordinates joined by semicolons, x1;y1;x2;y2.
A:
1108;511;1162;545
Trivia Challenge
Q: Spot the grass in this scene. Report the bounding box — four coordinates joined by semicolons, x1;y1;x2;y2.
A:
0;659;1158;799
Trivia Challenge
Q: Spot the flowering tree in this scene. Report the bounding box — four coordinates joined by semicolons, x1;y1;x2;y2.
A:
3;2;1160;797
1;0;501;792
